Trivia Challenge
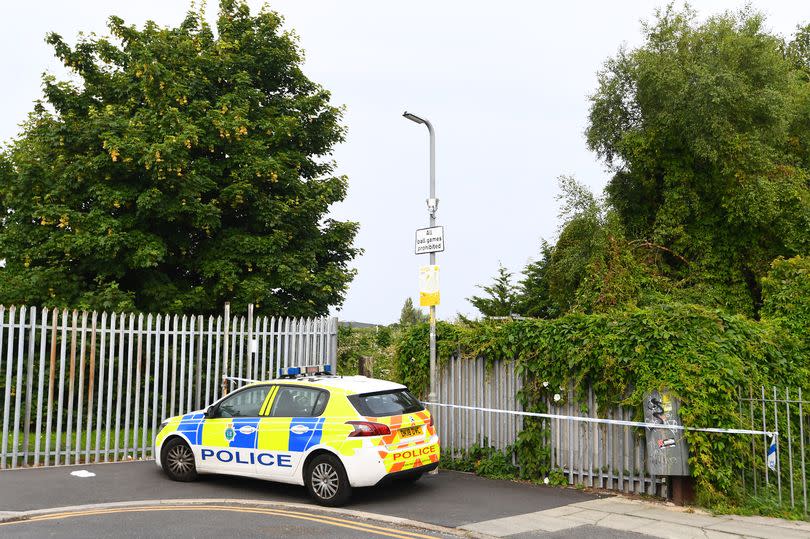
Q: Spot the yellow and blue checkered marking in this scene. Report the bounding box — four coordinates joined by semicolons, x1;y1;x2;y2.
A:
176;413;205;445
228;418;261;448
288;417;324;452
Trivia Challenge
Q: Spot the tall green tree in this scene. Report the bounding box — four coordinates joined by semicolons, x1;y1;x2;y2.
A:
468;263;517;317
517;176;653;317
0;0;359;315
514;241;554;318
587;7;810;317
398;297;427;326
543;176;605;314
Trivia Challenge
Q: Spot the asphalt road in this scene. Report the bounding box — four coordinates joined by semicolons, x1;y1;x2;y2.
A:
0;462;654;538
0;461;598;528
0;503;457;539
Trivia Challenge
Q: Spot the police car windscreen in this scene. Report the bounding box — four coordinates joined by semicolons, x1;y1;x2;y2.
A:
348;389;424;417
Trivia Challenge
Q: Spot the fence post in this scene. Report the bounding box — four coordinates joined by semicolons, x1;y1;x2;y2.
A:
246;303;254;381
195;315;203;409
221;302;230;397
23;306;37;467
0;306;7;469
358;356;373;377
329;317;338;373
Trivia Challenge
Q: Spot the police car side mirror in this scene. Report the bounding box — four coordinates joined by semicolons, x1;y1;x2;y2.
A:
205;405;217;418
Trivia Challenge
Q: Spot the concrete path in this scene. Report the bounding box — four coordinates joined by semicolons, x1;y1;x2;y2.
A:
460;496;810;538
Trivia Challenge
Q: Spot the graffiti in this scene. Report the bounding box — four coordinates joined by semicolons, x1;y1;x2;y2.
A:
644;390;690;476
649;445;679;469
647;394;680;437
658;438;676;449
649;397;665;422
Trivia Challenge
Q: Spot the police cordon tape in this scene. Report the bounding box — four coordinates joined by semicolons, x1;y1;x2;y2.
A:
421;402;778;438
218;377;776;437
225;376;262;384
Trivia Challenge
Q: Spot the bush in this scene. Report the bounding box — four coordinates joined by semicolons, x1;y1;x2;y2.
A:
395;303;809;506
440;442;519;480
336;325;399;381
762;256;810;338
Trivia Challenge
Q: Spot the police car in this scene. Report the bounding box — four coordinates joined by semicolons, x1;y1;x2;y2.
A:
154;365;439;506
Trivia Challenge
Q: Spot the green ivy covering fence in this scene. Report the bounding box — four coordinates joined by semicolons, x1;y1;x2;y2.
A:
396;303;809;511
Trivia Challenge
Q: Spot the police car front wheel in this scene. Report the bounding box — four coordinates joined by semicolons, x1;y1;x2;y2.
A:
306;453;351;506
161;438;198;482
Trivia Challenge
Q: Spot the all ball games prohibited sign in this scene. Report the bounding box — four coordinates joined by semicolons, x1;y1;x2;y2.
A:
415;226;444;255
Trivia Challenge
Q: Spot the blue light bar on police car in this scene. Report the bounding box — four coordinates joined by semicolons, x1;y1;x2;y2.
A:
277;364;332;377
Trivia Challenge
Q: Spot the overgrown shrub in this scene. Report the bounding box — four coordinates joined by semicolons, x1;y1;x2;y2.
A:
440;442;518;480
336;325;399;381
395;303;809;507
762;256;810;339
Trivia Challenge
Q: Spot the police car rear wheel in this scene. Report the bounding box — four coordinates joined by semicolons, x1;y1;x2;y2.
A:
162;438;198;482
306;454;351;506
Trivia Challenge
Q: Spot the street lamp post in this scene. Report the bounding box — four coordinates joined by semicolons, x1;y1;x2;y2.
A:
403;111;437;405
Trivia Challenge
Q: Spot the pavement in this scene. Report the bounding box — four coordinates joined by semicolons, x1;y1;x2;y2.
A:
458;497;810;538
0;461;808;538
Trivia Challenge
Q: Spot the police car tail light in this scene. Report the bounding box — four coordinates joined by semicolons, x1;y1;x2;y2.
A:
428;415;434;428
346;421;391;437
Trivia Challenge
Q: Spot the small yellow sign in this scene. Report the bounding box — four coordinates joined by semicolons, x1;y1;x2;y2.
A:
419;265;440;307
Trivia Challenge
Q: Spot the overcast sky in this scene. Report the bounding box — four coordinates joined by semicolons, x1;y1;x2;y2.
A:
1;1;807;324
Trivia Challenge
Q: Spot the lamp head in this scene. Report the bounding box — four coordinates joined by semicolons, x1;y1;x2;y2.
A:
403;111;426;124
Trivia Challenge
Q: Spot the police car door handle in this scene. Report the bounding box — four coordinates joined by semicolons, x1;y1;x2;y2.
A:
290;424;310;435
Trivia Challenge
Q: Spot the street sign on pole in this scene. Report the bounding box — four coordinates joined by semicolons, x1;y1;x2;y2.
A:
415;226;444;255
419;265;440;307
403;110;439;418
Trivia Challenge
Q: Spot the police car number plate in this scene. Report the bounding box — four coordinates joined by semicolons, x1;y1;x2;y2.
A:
399;426;421;438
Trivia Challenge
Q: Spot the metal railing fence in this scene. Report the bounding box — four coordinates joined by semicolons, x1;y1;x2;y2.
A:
740;387;809;515
432;356;810;510
433;356;666;496
435;356;523;454
548;385;666;495
0;305;337;469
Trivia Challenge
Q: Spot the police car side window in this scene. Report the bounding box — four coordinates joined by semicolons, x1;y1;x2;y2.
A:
270;387;327;418
216;386;271;418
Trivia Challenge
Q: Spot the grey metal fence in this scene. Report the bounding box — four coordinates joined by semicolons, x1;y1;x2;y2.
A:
433;356;809;509
0;305;338;469
740;387;809;516
434;357;524;454
433;356;665;496
548;385;665;495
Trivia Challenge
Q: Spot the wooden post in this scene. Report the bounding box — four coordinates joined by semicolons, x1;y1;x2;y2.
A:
669;476;696;506
358;356;373;378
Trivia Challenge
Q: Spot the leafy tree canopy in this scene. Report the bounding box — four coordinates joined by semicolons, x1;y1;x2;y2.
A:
761;255;810;338
514;241;554;319
586;6;810;317
398;297;427;326
468;263;518;317
0;0;359;316
515;176;660;317
543;176;605;314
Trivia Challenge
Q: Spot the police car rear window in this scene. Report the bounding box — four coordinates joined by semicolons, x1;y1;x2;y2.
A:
348;389;424;417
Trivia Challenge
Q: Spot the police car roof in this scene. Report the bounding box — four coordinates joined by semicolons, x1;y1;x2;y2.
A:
268;375;406;395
